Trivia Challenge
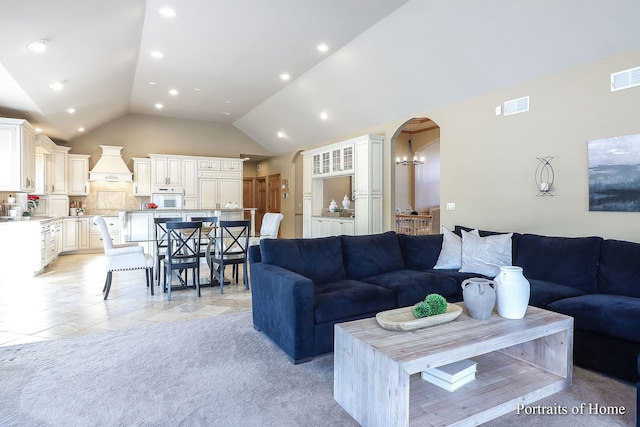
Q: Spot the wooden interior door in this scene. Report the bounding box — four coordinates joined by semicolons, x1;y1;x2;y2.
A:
268;173;281;213
256;176;267;232
243;178;255;221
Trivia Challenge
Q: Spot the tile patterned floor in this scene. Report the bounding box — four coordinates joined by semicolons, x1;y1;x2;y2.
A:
0;253;251;347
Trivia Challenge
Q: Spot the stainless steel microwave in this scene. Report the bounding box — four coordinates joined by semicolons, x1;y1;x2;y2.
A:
151;190;184;209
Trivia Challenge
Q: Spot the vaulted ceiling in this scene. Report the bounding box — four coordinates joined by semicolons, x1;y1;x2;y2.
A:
1;0;640;156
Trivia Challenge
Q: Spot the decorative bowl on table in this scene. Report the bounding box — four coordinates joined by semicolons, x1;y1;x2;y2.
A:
376;303;463;331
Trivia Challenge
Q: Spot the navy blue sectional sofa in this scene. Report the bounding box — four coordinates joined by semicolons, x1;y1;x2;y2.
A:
248;228;640;384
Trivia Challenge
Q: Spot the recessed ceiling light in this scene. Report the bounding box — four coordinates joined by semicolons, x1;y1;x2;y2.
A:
280;73;290;81
225;100;232;104
317;43;329;52
223;112;231;116
150;50;164;58
78;127;85;132
149;81;157;85
194;88;201;91
65;107;76;114
28;40;47;52
319;111;328;120
49;80;65;91
35;127;42;133
159;7;176;17
169;89;178;96
277;131;286;138
155;103;164;109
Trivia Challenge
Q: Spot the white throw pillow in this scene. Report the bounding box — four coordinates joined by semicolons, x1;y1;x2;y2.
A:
459;230;513;277
434;227;478;270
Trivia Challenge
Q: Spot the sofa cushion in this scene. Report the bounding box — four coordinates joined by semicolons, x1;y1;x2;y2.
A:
528;279;587;308
455;225;521;259
513;234;603;293
397;233;443;270
434;227;479;270
260;236;346;285
598;239;640;298
361;270;458;307
314;280;396;323
548;294;640;343
459;230;513;277
341;232;405;280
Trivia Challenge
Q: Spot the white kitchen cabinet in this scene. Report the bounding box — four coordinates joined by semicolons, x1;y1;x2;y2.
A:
198;159;221;171
34;152;48;195
311;217;354;238
221;159;243;172
68;154;90;196
303;134;383;238
90;215;119;249
150;155;182;187
183;158;198;203
34;135;69;195
48;195;69;217
50;146;69;194
310;144;354;177
132;157;152;196
0;118;36;192
199;178;242;210
62;217;90;252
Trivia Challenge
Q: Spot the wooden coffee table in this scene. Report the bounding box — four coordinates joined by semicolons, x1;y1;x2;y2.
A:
334;303;573;427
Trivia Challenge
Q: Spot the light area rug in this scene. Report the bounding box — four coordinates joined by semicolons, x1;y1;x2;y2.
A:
0;311;636;427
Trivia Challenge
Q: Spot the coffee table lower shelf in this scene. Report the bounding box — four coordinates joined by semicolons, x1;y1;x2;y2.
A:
409;351;568;426
334;305;573;427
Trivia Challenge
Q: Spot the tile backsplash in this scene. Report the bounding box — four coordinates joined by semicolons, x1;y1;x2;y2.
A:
70;181;146;216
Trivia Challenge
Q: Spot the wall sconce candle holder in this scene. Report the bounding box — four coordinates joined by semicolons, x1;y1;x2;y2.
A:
536;156;555;196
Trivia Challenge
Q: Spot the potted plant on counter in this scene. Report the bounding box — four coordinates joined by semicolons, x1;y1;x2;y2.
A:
22;211;31;220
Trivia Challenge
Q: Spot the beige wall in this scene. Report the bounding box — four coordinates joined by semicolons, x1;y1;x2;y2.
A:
255;152;297;238
382;48;640;242
69;113;271;170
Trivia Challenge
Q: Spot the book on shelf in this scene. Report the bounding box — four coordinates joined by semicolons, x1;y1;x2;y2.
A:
422;359;477;383
421;371;476;392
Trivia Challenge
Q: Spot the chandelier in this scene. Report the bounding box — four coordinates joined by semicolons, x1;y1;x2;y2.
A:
396;139;424;165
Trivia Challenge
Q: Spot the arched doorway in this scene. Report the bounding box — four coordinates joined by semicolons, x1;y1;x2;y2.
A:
393;117;441;233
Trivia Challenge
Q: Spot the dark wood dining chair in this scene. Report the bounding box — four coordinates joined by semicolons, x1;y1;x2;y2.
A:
162;221;202;301
205;220;250;293
153;217;182;287
191;216;219;283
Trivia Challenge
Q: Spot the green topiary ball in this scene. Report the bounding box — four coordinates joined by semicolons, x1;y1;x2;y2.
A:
413;301;431;318
425;293;448;315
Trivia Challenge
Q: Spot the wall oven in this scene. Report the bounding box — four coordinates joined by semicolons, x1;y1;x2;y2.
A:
151;189;184;209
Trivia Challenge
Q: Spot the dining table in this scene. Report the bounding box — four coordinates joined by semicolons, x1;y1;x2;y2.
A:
124;224;230;290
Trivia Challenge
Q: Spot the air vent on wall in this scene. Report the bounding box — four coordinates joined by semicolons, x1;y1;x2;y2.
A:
611;66;640;91
504;96;529;116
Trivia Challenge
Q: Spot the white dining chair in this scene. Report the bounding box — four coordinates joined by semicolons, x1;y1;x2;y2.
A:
249;213;283;246
93;216;154;300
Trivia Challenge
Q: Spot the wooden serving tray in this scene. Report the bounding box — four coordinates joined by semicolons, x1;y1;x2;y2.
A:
376;303;463;331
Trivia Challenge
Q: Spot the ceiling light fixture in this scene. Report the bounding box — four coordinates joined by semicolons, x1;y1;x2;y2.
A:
150;50;164;58
319;111;328;120
78;127;85;132
277;131;286;138
396;139;425;166
65;107;76;114
223;112;231;116
194;88;201;91
35;127;42;133
159;7;176;17
28;40;47;52
155;103;164;109
317;43;329;52
49;80;65;91
280;73;290;81
148;81;156;85
169;89;178;96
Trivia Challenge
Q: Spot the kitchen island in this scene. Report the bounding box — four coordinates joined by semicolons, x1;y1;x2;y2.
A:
118;208;256;255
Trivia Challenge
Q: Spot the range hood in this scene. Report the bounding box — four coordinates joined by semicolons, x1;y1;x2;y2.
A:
89;145;133;182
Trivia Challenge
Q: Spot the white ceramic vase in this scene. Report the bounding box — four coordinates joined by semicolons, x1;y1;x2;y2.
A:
329;199;338;212
494;266;530;319
342;195;351;209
